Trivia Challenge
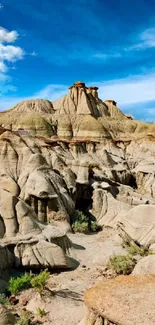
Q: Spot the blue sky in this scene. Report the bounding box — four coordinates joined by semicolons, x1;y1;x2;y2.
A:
0;0;155;122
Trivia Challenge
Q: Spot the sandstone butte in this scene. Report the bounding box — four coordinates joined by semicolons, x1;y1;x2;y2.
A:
0;81;155;325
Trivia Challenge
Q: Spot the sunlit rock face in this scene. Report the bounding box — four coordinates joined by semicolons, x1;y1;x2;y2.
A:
82;275;155;325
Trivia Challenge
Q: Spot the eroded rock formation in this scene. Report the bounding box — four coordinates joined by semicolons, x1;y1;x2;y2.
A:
0;82;155;272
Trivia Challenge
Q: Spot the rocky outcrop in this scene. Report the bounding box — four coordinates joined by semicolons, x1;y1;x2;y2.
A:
82;275;155;325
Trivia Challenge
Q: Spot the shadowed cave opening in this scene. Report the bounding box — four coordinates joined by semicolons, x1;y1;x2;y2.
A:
128;174;138;189
74;184;94;219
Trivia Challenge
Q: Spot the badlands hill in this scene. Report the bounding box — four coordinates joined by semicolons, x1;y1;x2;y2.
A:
1;81;155;139
0;82;155;325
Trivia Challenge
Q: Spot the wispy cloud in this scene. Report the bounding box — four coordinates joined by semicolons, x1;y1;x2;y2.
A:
30;51;37;57
125;28;155;52
0;83;68;110
91;27;155;62
92;52;122;60
0;3;3;9
95;73;155;105
34;84;67;100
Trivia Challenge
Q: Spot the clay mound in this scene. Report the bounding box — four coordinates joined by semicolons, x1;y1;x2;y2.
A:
85;275;155;325
0;99;55;136
7;99;54;114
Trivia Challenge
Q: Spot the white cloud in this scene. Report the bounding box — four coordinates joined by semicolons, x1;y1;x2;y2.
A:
35;84;67;100
140;28;155;48
0;4;3;9
0;60;7;72
0;44;24;62
0;27;18;43
93;52;122;60
92;73;155;105
125;28;155;52
0;26;25;94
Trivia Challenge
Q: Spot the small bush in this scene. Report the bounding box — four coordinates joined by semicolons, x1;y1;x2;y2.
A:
8;273;33;296
31;270;50;292
17;312;31;325
108;255;136;275
71;210;89;234
90;221;101;232
71;210;89;224
0;293;10;305
37;307;47;318
72;221;89;234
71;210;101;234
126;244;153;257
122;240;153;257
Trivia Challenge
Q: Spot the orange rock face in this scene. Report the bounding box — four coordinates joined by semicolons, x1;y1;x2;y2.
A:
85;275;155;325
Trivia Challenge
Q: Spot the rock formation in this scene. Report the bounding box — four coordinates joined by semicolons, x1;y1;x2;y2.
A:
82;275;155;325
0;82;155;273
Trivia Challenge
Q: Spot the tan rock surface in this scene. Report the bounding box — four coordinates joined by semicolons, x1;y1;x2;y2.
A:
84;275;155;325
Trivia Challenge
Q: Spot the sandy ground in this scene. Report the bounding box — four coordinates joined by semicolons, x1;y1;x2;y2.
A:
21;228;125;325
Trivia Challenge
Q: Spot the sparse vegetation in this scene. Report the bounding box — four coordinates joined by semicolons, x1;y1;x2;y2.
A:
31;270;50;292
17;312;31;325
108;254;137;275
71;210;101;234
8;270;50;296
37;307;47;318
88;162;100;169
126;244;153;256
8;273;33;296
71;210;89;234
91;221;102;232
0;293;10;305
72;221;89;234
122;240;153;257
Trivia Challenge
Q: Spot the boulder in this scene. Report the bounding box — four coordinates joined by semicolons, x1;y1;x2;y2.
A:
84;275;155;325
132;255;155;275
118;204;155;246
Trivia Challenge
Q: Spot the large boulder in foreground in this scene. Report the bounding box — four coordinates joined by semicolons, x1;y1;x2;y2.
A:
83;275;155;325
118;204;155;246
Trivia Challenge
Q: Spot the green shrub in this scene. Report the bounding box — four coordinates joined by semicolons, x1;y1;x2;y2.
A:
71;210;101;234
17;313;31;325
126;244;153;256
37;307;47;318
108;255;136;275
8;273;33;296
31;270;50;292
0;293;10;305
122;240;153;257
71;210;89;233
72;221;89;234
71;210;89;224
90;221;101;232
